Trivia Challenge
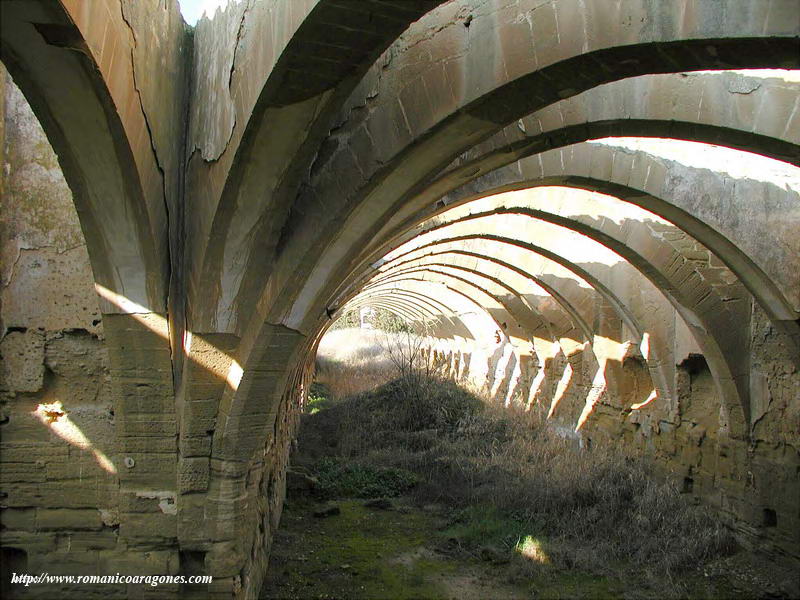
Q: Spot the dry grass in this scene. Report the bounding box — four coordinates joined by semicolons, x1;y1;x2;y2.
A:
314;328;430;401
423;404;735;577
304;329;735;592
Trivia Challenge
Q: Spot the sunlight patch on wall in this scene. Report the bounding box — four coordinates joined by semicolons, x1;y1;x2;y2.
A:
574;336;637;430
526;339;559;410
227;360;244;390
182;331;240;389
631;389;658;411
490;343;515;400
639;332;650;361
94;284;169;340
576;367;607;431
33;401;117;474
558;338;587;358
99;285;243;390
694;68;800;83
548;362;573;418
489;187;672;228
503;357;524;407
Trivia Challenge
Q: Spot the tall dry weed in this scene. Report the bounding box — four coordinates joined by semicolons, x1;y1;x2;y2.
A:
314;327;435;401
305;328;734;581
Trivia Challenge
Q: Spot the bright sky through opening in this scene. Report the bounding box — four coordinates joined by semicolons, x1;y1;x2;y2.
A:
178;0;230;25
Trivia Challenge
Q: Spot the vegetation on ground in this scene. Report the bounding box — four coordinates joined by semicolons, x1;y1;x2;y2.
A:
313;328;413;401
273;328;790;599
299;372;734;585
261;499;545;600
313;457;418;499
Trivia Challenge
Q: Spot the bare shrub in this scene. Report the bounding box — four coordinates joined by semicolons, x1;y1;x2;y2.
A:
313;328;401;400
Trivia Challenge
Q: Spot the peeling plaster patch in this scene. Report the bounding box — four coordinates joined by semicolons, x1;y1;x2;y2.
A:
1;79;81;255
158;497;178;515
2;247;101;333
0;95;97;336
727;77;761;94
2;76;103;336
99;508;120;528
134;490;178;515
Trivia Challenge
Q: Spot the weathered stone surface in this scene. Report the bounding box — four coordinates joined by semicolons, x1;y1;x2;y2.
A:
178;457;210;493
205;540;245;578
37;508;104;531
1;329;44;392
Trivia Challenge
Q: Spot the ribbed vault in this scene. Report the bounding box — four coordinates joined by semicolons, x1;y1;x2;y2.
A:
327;128;800;435
2;0;798;596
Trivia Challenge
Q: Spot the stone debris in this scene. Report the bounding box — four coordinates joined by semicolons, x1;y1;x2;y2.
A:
313;504;341;519
285;469;318;494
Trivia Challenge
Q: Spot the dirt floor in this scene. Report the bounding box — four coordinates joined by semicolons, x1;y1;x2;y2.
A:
259;493;796;600
262;497;568;600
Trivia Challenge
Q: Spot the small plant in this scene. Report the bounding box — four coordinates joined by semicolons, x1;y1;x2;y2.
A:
305;383;332;414
313;457;418;499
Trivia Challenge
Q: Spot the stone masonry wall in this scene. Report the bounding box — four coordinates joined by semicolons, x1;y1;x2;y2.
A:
0;69;179;600
420;300;799;560
0;67;110;595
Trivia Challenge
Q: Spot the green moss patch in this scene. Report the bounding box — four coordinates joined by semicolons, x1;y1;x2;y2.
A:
262;500;462;599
